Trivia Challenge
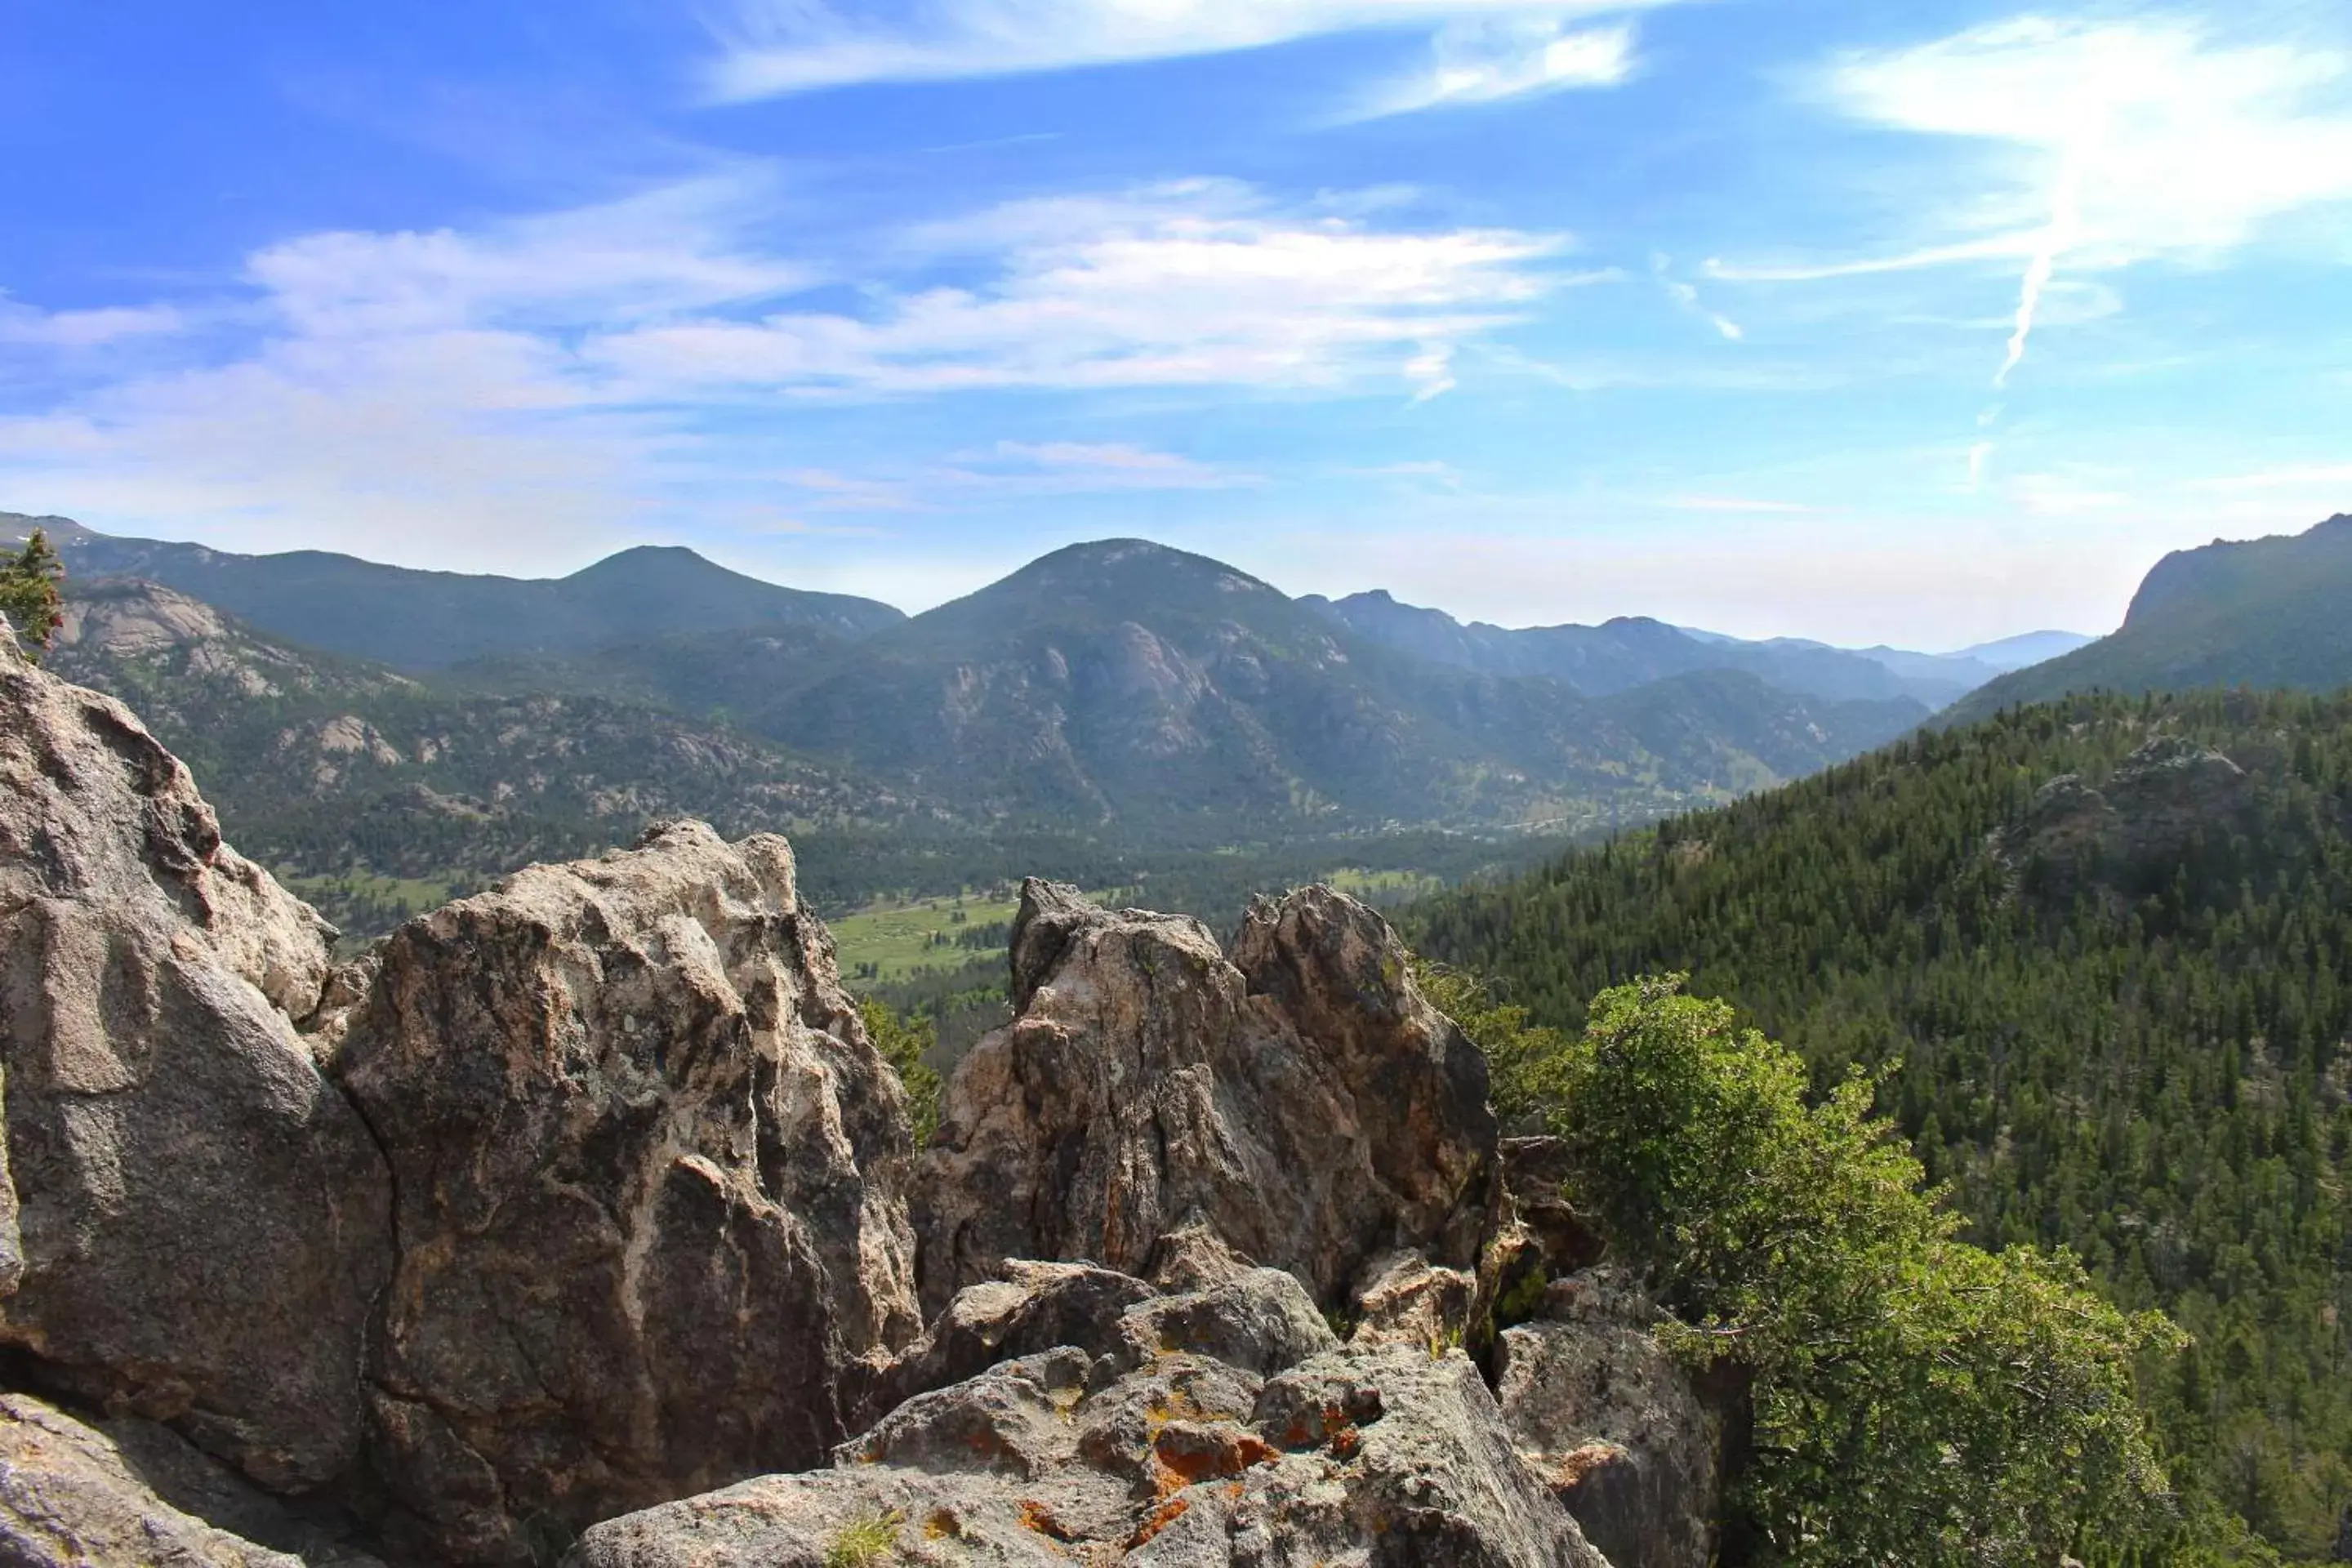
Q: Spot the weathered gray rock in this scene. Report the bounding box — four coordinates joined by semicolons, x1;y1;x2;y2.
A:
1135;1344;1609;1567
1349;1249;1477;1350
1495;1270;1726;1568
333;821;922;1565
916;880;1497;1315
0;635;391;1491
567;1339;1603;1568
849;1259;1156;1429
0;1391;351;1568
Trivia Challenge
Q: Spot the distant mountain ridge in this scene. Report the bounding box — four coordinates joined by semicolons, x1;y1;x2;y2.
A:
7;514;1984;849
1304;589;2020;709
1944;513;2352;724
41;577;942;934
748;538;1931;834
2;512;905;670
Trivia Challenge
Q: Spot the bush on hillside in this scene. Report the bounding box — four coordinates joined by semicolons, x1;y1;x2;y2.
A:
1500;973;2186;1565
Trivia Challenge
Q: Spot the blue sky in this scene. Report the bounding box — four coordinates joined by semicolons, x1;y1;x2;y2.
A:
2;0;2349;647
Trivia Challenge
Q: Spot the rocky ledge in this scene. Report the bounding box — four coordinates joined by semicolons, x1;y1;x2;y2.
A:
0;633;1736;1567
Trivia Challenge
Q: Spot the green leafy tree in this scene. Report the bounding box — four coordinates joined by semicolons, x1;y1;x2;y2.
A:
0;528;65;662
860;996;942;1147
1549;977;2183;1566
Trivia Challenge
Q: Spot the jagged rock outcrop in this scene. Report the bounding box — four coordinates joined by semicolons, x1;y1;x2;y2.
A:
0;625;392;1491
915;880;1497;1315
569;1285;1606;1568
1495;1271;1731;1568
0;632;1728;1568
1995;734;2254;906
332;821;923;1564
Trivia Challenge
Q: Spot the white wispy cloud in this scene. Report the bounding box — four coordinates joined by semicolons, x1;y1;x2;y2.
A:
0;175;1543;562
589;180;1567;397
0;301;188;348
1354;19;1637;118
1654;257;1744;341
707;0;1668;100
1713;13;2352;384
784;442;1259;510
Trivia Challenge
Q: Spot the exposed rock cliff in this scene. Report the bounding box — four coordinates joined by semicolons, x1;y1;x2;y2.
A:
1993;733;2255;906
0;621;391;1491
336;821;923;1564
915;879;1496;1315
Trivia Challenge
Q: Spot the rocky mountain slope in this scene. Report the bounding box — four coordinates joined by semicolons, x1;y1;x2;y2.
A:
4;512;903;670
753;539;1928;834
0;637;1730;1567
1944;511;2352;723
38;579;947;934
16;517;1931;834
1304;589;1997;708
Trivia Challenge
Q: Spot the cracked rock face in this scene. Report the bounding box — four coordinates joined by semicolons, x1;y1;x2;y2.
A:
915;880;1497;1316
0;634;392;1493
569;1266;1606;1568
333;821;923;1565
1495;1271;1730;1568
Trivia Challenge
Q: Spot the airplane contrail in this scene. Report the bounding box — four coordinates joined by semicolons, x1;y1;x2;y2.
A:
1995;137;2091;389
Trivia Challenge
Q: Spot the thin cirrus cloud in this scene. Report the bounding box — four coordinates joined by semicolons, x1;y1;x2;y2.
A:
1708;11;2352;395
0;301;188;349
706;0;1665;100
0;175;1565;566
1350;18;1638;118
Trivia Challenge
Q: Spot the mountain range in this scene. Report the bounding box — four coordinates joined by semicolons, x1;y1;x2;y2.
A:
1302;589;2046;707
1945;513;2352;724
20;506;2234;938
11;516;1961;837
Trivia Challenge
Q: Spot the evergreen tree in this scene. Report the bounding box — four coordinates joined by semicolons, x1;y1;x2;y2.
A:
0;529;65;661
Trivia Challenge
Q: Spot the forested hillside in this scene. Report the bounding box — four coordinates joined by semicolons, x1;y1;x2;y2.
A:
1947;514;2352;724
1408;689;2352;1560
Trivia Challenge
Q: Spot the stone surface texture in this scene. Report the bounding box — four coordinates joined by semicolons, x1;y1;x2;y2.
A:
0;1391;387;1568
915;879;1498;1315
0;630;390;1493
1495;1271;1726;1568
333;820;923;1564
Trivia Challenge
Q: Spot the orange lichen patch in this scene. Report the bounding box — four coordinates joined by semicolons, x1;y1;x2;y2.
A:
1151;1422;1281;1494
1329;1424;1362;1460
1019;1499;1078;1542
1128;1495;1192;1548
1544;1441;1630;1490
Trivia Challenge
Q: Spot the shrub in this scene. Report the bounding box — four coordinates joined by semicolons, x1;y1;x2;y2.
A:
1548;977;2183;1566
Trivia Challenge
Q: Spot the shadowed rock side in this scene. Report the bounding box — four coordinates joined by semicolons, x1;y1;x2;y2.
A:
915;879;1498;1316
332;821;924;1565
0;620;392;1492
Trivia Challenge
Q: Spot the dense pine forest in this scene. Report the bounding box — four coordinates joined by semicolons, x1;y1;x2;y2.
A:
1407;689;2352;1561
